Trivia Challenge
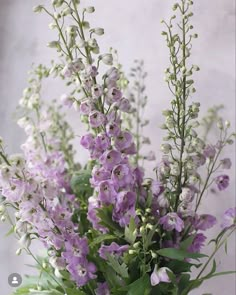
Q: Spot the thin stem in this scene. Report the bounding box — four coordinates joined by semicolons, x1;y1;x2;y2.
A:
196;227;236;279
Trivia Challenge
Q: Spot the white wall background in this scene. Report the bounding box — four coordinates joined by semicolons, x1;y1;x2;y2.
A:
0;0;235;294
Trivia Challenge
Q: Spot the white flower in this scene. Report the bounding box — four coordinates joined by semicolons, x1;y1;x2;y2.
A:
150;266;172;286
179;187;194;202
19;234;31;249
100;53;113;66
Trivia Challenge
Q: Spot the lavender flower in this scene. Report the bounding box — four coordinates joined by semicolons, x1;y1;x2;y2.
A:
188;233;207;253
67;258;97;287
220;158;232;169
203;144;216;159
215;175;230;191
194;214;217;231
221;208;236;229
159;213;184;232
95;282;110;295
99;242;129;260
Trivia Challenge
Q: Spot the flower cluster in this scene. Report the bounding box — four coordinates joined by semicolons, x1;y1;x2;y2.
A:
0;0;235;294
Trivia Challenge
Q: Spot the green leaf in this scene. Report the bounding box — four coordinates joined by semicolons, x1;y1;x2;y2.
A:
5;225;15;237
157;248;208;261
202;259;216;280
180;235;195;250
23;290;63;295
144;224;157;249
209;271;236;278
177;274;191;294
125;217;137;244
107;254;129;279
70;170;93;197
97;205;123;237
167;260;202;274
65;288;86;295
118;274;151;295
90;234;116;248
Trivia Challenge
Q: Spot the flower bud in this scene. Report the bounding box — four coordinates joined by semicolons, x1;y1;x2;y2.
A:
100;54;113;65
47;41;61;49
225;120;230;128
161;143;172;154
33;5;44;13
19;234;31;249
85;6;95;13
16;248;22;256
93;28;105;35
128;250;136;255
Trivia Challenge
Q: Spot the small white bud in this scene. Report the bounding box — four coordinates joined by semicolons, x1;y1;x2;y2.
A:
19;234;31;249
161;143;172;154
100;53;113;65
85;6;95;13
16;248;22;256
225;120;230;128
93;28;105;35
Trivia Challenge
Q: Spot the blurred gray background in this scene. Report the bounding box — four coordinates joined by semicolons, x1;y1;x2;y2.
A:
0;0;235;294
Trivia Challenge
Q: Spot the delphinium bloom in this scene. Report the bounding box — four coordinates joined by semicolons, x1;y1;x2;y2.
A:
215;175;230;191
221;208;236;229
159;213;184;232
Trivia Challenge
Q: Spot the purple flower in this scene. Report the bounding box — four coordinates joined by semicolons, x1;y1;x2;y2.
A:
133;167;144;186
2;179;26;202
97;180;117;205
87;196;107;233
99;242;129;260
80;134;94;150
220;158;232;169
94;134;111;151
150;266;172;286
91;166;111;186
188;233;206;253
111;164;133;188
203;144;216;159
194;214;217;231
215;175;230;191
92;84;103;99
115;98;131;113
114;131;133;151
67;257;97;287
113;191;136;227
95;282;110;295
151;180;164;197
62;236;89;261
80;100;93;115
106;122;120;137
100;150;121;170
191;154;206;167
159;213;184;232
221;207;236;229
89;111;106;128
106;87;122;104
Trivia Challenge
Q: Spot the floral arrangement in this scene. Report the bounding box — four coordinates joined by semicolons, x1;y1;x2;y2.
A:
0;0;235;294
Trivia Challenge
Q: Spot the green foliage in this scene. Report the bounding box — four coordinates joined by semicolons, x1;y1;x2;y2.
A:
125;217;137;244
157;247;208;261
70;170;93;198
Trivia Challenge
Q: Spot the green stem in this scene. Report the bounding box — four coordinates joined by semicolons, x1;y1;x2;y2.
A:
196;226;236;279
175;0;187;211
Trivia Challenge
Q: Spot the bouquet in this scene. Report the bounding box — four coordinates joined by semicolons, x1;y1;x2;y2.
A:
0;0;235;294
